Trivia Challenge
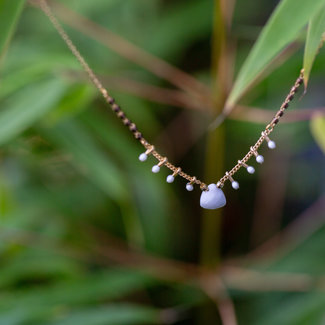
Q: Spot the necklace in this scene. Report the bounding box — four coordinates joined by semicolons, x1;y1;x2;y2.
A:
37;0;305;210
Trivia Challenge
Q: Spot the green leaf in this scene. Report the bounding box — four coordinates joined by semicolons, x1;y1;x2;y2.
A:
40;120;128;201
225;0;325;111
41;118;146;245
239;226;325;325
0;79;66;145
81;109;181;255
145;0;213;60
303;7;325;87
269;226;325;275
46;305;159;325
0;0;25;60
310;113;325;153
0;176;15;216
0;53;78;99
0;270;159;324
0;269;157;310
0;251;82;288
46;83;96;124
252;293;325;325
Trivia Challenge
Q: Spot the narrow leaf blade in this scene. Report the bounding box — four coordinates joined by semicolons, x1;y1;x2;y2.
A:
0;79;66;145
0;0;25;59
226;0;325;111
46;305;159;325
310;113;325;153
303;7;325;87
41;120;128;201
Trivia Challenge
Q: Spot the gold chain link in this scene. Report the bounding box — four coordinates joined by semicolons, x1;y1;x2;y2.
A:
37;0;306;191
217;70;304;187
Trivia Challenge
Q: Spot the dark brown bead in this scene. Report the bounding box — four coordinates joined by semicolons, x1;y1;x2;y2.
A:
272;118;279;125
288;94;294;101
108;97;115;105
298;77;303;85
278;111;284;117
129;123;137;132
135;132;142;140
112;104;120;112
123;118;131;126
283;102;289;109
117;111;125;119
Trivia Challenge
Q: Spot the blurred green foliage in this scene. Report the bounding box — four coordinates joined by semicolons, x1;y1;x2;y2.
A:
0;0;324;324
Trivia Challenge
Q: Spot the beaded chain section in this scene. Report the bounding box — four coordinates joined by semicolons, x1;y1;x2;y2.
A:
37;0;304;195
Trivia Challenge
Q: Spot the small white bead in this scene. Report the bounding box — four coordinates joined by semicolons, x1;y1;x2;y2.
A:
247;166;255;174
186;183;194;191
232;181;239;190
152;165;160;173
256;155;264;164
268;140;276;149
166;175;175;183
139;153;148;162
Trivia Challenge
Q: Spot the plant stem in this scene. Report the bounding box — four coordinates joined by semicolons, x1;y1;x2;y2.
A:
200;126;225;267
200;0;234;267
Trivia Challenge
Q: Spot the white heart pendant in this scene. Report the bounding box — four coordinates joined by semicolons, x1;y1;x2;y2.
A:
200;184;226;209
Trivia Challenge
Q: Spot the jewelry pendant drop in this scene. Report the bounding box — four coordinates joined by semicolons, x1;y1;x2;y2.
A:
200;184;226;209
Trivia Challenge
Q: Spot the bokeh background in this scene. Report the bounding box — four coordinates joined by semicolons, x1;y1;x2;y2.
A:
0;0;325;324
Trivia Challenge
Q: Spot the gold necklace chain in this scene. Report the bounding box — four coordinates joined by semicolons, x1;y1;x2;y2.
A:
37;0;304;192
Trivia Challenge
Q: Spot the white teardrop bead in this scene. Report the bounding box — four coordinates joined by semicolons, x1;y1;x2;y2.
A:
268;140;276;149
152;165;160;173
256;155;264;164
247;166;255;174
166;175;174;183
186;183;194;191
232;181;239;190
200;184;226;209
139;153;148;162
